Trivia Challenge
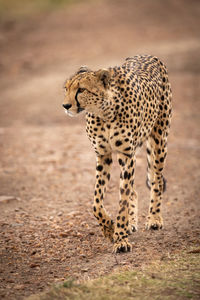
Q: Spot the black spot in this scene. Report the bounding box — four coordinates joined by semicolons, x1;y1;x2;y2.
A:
120;188;124;194
130;160;134;167
163;176;167;192
124;147;131;151
115;140;122;147
105;158;112;165
99;212;102;218
119;207;125;214
118;159;125;166
99;144;105;149
147;148;151;155
96;165;103;171
124;171;128;179
122;200;127;206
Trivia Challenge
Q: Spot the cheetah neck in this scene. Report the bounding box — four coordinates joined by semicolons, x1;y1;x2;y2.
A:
97;90;117;121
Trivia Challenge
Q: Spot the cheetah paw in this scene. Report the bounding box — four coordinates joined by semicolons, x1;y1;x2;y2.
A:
113;240;132;253
146;215;163;230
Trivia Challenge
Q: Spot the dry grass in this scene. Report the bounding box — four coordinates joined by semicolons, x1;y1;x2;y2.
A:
27;248;200;300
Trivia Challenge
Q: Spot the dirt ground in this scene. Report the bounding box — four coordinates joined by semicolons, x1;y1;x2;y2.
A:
0;0;200;299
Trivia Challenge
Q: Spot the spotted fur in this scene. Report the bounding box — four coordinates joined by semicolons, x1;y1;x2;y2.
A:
63;55;172;253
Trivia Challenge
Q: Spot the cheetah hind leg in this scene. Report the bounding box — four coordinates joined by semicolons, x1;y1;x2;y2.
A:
127;191;138;234
145;127;169;230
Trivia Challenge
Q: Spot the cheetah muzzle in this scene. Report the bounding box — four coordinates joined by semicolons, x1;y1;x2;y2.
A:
62;55;172;253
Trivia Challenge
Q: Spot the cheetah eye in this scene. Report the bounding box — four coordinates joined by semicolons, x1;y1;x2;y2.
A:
78;87;86;93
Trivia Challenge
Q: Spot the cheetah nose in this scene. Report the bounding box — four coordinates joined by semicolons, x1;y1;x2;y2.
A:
63;103;72;110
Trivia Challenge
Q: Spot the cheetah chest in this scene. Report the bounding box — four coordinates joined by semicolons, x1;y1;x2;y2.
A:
87;121;138;156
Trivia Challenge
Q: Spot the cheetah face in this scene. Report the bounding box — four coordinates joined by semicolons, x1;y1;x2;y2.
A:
63;67;111;117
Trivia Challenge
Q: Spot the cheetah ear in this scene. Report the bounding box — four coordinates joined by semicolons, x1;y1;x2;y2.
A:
96;69;110;89
76;66;90;75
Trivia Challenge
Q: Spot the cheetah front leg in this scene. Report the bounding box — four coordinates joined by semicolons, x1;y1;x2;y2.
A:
93;154;114;242
113;153;137;253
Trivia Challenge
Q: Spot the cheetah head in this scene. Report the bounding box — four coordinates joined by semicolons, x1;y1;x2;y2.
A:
63;66;111;118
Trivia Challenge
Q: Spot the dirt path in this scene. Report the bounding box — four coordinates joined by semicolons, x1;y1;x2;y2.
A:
0;1;200;299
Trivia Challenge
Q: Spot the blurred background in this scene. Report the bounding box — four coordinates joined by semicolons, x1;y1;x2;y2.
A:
0;1;200;299
0;0;200;126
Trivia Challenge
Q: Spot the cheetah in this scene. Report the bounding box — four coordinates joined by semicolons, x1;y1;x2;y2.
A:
62;55;172;253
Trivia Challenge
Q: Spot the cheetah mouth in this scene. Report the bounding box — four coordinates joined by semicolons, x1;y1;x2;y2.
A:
77;107;85;113
64;107;85;117
64;110;76;117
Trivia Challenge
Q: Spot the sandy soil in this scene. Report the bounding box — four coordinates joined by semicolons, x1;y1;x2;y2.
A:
0;0;200;299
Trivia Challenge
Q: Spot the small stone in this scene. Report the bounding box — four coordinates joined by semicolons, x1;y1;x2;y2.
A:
89;231;95;235
29;263;40;268
81;268;88;272
59;232;68;238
